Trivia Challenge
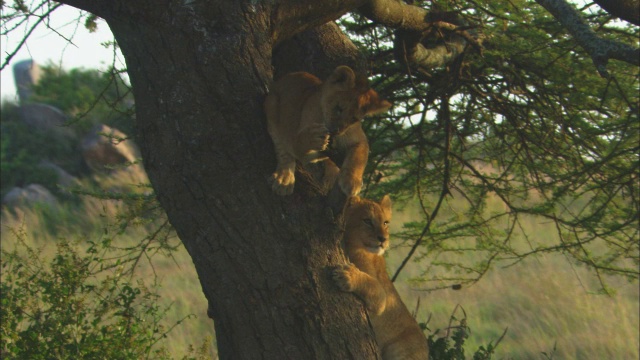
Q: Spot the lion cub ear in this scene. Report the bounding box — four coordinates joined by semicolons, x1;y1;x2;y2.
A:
328;65;356;91
379;194;392;215
363;92;392;116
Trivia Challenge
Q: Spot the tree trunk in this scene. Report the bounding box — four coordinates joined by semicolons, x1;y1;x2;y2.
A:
58;0;380;358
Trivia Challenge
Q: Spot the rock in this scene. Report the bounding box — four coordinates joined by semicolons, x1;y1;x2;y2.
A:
2;184;59;209
13;59;41;103
38;160;79;188
18;103;76;140
81;124;141;172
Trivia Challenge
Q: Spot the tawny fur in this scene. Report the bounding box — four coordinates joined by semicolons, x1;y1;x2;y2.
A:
264;65;391;196
333;195;429;360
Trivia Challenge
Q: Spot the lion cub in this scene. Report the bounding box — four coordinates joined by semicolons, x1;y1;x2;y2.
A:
264;65;391;196
333;195;429;360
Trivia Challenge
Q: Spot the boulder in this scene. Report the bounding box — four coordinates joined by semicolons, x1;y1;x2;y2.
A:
2;184;59;209
13;59;41;103
81;124;141;172
38;160;79;188
18;103;76;140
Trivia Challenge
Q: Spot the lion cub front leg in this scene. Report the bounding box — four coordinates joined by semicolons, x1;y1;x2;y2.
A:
269;140;297;195
332;264;387;315
295;124;331;164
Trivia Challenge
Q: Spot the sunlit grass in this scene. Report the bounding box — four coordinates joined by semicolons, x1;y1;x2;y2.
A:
1;184;637;359
390;200;640;359
0;171;215;359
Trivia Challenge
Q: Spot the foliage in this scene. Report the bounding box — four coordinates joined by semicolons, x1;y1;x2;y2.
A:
0;0;637;357
0;232;176;359
0;62;136;197
339;0;639;290
30;62;135;135
0;105;78;197
0;175;214;359
426;306;503;360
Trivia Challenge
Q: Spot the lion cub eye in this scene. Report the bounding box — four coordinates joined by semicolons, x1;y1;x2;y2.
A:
363;219;374;227
383;221;389;227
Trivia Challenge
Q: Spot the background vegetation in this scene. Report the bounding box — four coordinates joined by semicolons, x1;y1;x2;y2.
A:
2;190;638;358
0;63;134;198
1;0;639;357
341;1;639;290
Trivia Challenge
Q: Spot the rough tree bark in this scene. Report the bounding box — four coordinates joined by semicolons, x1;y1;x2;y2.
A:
593;0;639;25
55;0;384;358
40;0;639;358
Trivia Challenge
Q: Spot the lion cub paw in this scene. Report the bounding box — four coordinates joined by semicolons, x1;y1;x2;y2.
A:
307;124;330;152
338;172;363;196
269;169;295;195
332;264;357;292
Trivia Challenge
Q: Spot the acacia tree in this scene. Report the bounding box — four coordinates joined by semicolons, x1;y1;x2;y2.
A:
2;0;638;358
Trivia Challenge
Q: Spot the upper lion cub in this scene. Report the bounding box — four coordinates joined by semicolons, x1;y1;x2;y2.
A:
264;66;391;196
333;195;429;360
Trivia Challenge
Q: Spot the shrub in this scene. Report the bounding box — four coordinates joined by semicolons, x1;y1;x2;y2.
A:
0;229;187;359
0;118;80;198
426;305;505;360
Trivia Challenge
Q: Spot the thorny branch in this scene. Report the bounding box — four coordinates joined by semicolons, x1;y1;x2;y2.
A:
392;95;453;282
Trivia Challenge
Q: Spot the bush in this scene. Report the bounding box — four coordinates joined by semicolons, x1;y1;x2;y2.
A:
0;230;192;359
426;305;505;360
0;116;80;198
30;64;136;136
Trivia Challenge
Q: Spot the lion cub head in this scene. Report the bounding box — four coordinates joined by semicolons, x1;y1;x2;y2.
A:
321;66;392;135
344;195;392;256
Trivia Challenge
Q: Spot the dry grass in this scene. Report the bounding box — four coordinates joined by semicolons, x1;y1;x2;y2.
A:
1;189;638;359
389;203;640;359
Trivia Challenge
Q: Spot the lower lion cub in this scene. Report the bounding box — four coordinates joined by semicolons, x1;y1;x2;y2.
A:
264;66;391;196
333;195;429;359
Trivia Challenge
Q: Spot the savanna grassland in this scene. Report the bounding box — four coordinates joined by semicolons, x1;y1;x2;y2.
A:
2;184;638;359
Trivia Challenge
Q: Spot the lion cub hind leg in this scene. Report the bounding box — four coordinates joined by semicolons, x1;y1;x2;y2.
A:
332;264;387;315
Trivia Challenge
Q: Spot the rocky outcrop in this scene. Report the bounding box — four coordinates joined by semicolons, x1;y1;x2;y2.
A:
19;103;76;140
3;60;146;212
38;160;79;188
2;184;59;209
81;124;141;172
13;59;41;103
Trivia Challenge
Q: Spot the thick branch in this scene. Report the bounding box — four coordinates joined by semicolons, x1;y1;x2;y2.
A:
359;0;430;31
393;19;471;72
272;22;365;79
55;0;110;18
360;0;472;71
271;0;367;45
535;0;640;77
593;0;639;25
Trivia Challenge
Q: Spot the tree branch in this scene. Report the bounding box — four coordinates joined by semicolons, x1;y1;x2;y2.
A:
272;22;365;79
535;0;640;77
271;0;367;45
359;0;430;31
359;0;476;71
54;0;110;19
593;0;639;25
